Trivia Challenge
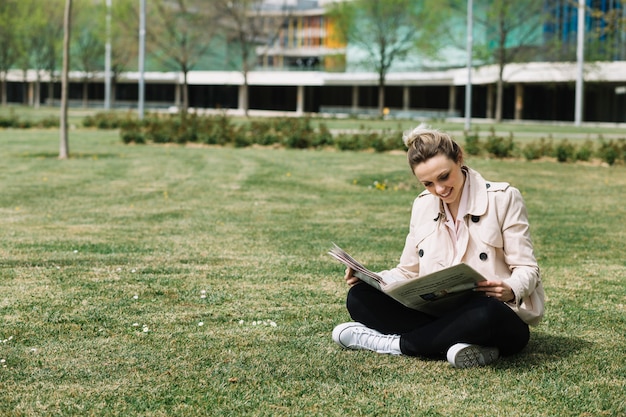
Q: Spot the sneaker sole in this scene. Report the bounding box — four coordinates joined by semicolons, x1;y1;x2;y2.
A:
448;344;499;368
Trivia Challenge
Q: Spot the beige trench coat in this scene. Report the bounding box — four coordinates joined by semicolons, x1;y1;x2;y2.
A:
380;167;545;326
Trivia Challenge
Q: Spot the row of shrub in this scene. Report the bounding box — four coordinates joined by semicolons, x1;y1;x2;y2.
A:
7;110;621;165
117;112;335;149
465;128;626;165
83;111;138;130
118;112;415;152
114;112;625;165
0;111;59;128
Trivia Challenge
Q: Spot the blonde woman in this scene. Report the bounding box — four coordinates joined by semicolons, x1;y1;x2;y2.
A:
332;124;544;368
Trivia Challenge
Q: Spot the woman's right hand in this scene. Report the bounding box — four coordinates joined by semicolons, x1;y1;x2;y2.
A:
344;267;361;286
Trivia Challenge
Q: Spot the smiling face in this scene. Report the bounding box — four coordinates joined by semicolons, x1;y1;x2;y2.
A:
413;153;465;207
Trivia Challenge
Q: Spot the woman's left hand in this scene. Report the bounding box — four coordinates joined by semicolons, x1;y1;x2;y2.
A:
474;280;515;303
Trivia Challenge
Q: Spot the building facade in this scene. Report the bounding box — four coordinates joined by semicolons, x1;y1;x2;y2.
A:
2;0;625;123
255;0;347;71
544;0;626;61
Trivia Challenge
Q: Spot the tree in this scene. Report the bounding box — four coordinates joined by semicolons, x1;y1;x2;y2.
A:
480;0;546;122
213;0;291;117
585;3;626;61
147;0;219;114
328;0;442;116
107;0;139;107
15;2;32;106
60;0;72;160
15;0;64;108
73;0;105;108
443;0;546;122
543;2;626;62
0;0;20;106
39;1;65;106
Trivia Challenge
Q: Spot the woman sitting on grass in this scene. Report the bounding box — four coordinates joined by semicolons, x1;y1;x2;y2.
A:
332;124;545;368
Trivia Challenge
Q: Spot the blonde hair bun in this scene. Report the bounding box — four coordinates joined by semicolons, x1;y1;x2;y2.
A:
402;123;439;148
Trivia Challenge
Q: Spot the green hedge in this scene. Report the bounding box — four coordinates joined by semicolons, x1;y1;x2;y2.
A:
519;136;625;165
1;109;623;165
466;127;625;166
0;111;59;128
74;111;626;165
118;112;360;151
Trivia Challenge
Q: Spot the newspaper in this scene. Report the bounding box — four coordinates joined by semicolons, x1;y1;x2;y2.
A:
328;243;487;315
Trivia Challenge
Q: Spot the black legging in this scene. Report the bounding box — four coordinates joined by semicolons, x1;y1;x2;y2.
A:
346;283;530;358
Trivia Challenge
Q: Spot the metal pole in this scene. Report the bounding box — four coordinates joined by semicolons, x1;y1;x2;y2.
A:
138;0;146;120
104;0;112;110
464;0;473;132
574;0;585;126
59;0;72;160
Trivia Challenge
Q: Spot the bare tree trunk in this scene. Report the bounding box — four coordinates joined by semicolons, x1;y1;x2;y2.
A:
111;78;117;108
35;72;41;109
1;77;6;105
514;83;523;120
486;84;493;119
22;70;28;105
82;78;89;108
48;79;55;106
242;70;249;117
495;77;503;122
59;0;72;160
377;71;385;116
182;70;189;114
495;7;506;123
378;84;385;117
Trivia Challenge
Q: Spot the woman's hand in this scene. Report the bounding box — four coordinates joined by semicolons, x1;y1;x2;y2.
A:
474;280;515;303
344;267;361;287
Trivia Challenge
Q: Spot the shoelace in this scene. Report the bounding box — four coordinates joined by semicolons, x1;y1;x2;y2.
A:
352;327;398;353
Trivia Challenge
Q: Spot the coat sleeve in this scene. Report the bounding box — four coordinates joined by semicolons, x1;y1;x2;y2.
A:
498;187;542;309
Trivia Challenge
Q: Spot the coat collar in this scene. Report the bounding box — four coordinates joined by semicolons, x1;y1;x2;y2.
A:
418;166;490;219
465;167;489;217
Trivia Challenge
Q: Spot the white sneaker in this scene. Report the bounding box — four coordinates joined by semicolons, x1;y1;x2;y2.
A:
446;343;499;368
332;322;402;355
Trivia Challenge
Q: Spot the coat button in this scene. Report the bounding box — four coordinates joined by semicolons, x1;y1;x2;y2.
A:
471;215;480;223
479;252;488;261
486;183;491;189
418;249;424;257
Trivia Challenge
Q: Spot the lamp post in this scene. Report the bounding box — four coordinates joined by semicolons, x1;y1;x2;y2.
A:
104;0;112;110
464;0;473;132
574;0;585;126
138;0;146;120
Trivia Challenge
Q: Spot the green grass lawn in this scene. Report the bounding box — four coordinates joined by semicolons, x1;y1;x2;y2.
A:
0;127;624;416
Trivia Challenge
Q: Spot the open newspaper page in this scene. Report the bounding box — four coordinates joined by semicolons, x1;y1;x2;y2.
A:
328;244;487;315
328;243;385;290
